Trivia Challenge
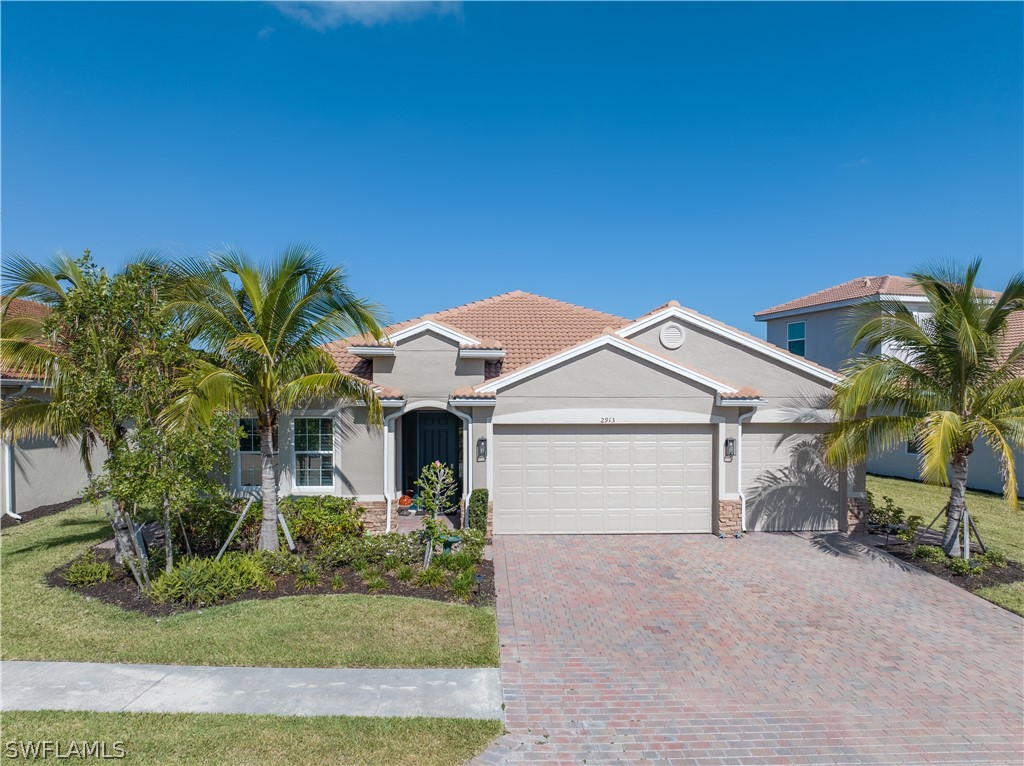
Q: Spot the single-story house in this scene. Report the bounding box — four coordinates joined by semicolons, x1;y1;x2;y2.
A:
755;276;1024;498
230;291;867;535
0;298;98;519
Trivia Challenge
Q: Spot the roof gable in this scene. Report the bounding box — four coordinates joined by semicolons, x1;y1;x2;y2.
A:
618;303;841;384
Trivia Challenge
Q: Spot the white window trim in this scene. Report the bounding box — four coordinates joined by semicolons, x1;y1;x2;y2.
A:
290;415;337;493
786;321;806;356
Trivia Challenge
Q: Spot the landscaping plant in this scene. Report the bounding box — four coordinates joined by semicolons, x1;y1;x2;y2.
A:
468;488;489;532
415;460;459;567
827;259;1024;557
63;553;113;587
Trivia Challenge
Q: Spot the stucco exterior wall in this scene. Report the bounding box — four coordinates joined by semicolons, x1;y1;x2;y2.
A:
372;331;484;401
867;438;1024;498
629;318;834;411
1;435;97;516
492;346;718;419
762;307;863;373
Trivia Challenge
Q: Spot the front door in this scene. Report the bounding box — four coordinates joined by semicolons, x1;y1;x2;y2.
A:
401;410;462;498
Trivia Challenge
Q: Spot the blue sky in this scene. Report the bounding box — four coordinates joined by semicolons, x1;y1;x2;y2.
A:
3;1;1022;334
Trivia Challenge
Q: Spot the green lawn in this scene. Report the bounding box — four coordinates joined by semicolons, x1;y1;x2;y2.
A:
0;710;502;766
0;503;499;668
867;474;1024;616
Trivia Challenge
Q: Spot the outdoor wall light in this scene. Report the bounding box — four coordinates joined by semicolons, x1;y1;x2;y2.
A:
724;437;736;459
476;437;487;461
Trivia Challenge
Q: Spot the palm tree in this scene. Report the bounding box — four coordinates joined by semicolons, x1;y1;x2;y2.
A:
826;259;1024;557
163;245;385;551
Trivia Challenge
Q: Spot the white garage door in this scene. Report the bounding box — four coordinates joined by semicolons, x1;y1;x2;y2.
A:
742;425;840;531
494;424;713;534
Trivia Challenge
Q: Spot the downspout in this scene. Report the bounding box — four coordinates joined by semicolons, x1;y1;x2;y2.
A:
382;408;403;533
447;403;473;528
737;408;757;533
3;383;30;520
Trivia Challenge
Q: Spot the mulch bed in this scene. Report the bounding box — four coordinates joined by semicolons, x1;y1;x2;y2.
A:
47;547;496;618
0;497;85;531
881;540;1024;593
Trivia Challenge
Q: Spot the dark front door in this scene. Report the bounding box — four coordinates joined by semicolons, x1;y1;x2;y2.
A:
402;410;462;498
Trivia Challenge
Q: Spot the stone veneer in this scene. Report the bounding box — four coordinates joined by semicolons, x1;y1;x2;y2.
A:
361;501;388;534
844;496;868;534
715;499;743;536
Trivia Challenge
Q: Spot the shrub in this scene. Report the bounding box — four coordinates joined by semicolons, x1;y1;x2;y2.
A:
913;545;946;563
457;528;487;560
867;492;906;544
363;571;389;593
280;496;365;549
468;488;489;532
977;549;1008;567
415;565;447;589
316;533;423;570
329;574;346;591
295;562;322;590
394;564;414;582
64;553;113;587
449;569;475;602
258;550;304;576
382;555;404;574
897;514;924;544
437;550;478;574
150;553;272;606
946;557;983;576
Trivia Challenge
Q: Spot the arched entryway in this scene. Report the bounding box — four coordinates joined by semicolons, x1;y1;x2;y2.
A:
399;409;464;501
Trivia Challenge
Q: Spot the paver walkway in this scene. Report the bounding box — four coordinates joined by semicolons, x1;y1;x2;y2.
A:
1;661;502;720
474;532;1024;765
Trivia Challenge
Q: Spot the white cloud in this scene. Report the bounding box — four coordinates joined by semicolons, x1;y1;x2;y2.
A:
842;158;873;169
273;1;461;31
258;25;276;39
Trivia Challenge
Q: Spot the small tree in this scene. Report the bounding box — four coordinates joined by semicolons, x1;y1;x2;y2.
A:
415;460;458;567
1;252;237;584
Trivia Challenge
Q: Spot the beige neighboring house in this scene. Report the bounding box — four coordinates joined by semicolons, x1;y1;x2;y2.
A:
229;290;866;535
0;298;97;519
755;276;1024;498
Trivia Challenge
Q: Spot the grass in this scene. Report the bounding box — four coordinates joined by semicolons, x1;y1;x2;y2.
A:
0;503;498;668
867;474;1024;616
0;710;502;766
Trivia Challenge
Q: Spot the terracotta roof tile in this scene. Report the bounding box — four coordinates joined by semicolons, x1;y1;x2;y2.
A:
755;275;999;318
373;384;404;400
1000;311;1024;367
325;291;629;379
450;386;496;400
720;387;764;400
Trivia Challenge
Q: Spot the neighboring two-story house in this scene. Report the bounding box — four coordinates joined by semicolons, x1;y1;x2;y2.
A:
755;276;1024;497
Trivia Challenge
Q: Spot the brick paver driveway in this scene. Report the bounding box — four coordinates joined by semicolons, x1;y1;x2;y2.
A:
475;533;1023;765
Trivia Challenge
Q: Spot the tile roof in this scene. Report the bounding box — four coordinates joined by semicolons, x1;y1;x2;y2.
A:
1;297;50;380
720;387;765;400
325;290;630;380
1000;311;1024;367
450;386;496;400
755;275;999;318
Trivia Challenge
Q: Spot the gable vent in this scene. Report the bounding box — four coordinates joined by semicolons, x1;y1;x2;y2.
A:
659;323;685;350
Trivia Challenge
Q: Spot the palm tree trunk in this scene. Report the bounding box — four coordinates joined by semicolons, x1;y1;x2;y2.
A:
942;454;969;557
258;422;279;552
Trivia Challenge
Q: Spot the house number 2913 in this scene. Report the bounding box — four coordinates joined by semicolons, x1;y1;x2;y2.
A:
600;417;616;423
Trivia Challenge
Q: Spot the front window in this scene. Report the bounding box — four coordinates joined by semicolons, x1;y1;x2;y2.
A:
238;418;279;488
906;438;921;455
294;417;334;488
787;321;806;357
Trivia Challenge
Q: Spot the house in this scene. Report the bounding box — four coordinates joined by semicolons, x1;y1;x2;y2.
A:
755;276;1024;497
229;291;866;535
0;298;97;519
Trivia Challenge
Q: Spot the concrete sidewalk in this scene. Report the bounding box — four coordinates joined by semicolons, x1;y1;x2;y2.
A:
0;661;502;720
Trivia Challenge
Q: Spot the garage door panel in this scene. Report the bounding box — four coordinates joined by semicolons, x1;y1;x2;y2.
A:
743;426;839;532
494;424;713;534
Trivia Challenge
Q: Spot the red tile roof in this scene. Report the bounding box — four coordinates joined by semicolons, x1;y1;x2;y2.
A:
720;387;765;400
755;275;999;318
325;291;630;380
